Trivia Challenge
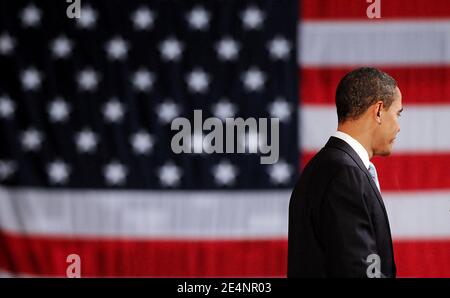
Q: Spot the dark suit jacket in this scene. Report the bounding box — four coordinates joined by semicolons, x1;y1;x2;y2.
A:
288;137;396;278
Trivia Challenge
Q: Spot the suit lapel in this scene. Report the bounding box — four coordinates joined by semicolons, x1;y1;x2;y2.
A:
325;137;391;225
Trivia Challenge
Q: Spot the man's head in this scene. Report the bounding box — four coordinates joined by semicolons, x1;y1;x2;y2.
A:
336;67;403;157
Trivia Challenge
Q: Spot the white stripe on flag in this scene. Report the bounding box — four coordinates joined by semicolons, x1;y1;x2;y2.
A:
0;270;15;278
298;20;450;66
0;187;449;239
0;269;36;278
299;105;450;152
384;191;450;239
0;187;290;239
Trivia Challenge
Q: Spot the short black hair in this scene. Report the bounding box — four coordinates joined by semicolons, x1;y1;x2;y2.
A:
335;67;398;123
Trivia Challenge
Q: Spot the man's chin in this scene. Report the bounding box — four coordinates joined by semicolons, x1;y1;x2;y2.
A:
374;147;393;157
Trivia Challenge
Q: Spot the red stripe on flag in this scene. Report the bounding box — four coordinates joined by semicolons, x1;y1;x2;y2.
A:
301;152;450;191
0;231;287;277
301;0;450;20
394;239;450;277
1;231;450;277
300;67;450;105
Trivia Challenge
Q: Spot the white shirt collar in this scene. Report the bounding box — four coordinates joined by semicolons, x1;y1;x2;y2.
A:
332;131;371;170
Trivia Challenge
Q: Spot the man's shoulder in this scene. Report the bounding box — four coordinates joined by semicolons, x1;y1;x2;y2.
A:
291;146;367;207
297;146;370;198
296;146;362;191
306;145;359;171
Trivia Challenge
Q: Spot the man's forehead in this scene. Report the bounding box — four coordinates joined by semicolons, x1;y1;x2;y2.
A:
394;86;402;104
394;86;402;97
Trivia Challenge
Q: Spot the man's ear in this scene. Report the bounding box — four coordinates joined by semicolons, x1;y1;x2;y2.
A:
375;101;383;124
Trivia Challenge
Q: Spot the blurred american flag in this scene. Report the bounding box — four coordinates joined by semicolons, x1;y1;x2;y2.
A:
0;0;449;277
0;0;298;277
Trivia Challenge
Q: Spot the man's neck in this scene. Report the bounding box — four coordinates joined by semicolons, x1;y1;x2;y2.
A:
337;123;374;159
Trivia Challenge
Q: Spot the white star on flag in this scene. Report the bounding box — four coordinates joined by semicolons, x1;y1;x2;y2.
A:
216;37;240;61
156;100;181;124
105;37;129;61
20;4;42;27
131;7;155;30
212;160;238;186
186;68;210;93
21;128;44;151
186;6;210;30
159;37;184;61
268;98;292;122
268;160;293;185
242;67;266;92
48;98;71;122
77;68;100;91
130;131;154;154
47;160;71;185
267;36;291;60
0;95;15;119
241;6;265;30
158;162;182;187
103;161;128;186
189;133;212;154
50;36;73;59
0;160;17;181
211;99;237;121
103;98;125;123
21;68;42;91
0;32;15;55
240;129;264;153
77;5;98;29
132;69;155;92
75;129;98;153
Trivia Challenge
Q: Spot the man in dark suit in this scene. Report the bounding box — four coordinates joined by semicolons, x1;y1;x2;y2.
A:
288;67;403;278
